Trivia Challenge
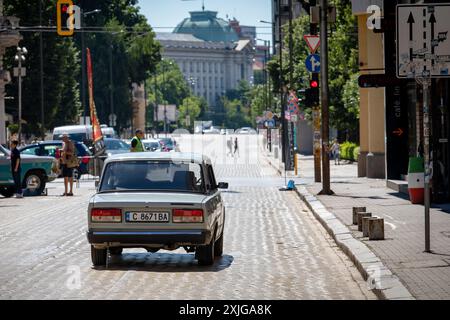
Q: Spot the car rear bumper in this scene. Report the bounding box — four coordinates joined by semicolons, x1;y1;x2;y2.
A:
87;229;212;245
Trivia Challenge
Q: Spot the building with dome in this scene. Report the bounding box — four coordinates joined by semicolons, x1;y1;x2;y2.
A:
156;10;255;110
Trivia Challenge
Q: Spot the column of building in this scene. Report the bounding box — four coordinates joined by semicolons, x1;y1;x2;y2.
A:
357;13;386;179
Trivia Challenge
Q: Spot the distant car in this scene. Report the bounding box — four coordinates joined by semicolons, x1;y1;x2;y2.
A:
100;126;118;139
142;139;162;152
203;126;220;134
236;127;257;134
220;128;226;135
86;152;228;266
104;138;130;157
0;144;56;197
19;140;93;176
158;137;176;152
52;125;93;147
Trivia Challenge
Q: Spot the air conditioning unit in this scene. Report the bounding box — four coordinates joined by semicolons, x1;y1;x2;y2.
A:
0;70;11;83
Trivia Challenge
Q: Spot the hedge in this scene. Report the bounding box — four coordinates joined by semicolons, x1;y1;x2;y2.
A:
339;142;359;162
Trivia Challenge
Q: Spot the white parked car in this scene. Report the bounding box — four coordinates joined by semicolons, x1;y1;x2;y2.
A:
87;152;228;266
236;127;257;134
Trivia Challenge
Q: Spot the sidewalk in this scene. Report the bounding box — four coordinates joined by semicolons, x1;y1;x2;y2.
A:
296;155;450;300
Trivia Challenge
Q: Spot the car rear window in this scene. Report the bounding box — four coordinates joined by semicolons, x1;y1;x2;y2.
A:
99;161;205;193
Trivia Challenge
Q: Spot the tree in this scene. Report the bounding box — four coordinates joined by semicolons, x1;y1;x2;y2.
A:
178;96;202;131
4;0;81;137
267;0;360;141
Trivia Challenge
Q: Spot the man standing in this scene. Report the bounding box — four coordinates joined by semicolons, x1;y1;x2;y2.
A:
10;140;23;198
60;133;76;196
130;129;145;152
234;137;239;156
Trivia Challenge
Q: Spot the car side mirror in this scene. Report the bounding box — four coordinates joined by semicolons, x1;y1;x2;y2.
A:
217;182;228;189
95;178;100;188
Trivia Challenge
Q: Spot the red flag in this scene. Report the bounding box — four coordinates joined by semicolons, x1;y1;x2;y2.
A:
86;48;104;153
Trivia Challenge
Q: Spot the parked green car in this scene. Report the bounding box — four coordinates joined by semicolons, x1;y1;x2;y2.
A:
0;144;57;197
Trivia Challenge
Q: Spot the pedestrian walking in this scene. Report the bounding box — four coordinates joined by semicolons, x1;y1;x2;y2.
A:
130;129;145;152
60;133;77;196
10;140;23;198
331;139;340;165
227;137;233;156
234;137;239;156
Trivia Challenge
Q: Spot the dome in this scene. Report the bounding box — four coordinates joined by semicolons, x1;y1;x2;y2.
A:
173;11;239;43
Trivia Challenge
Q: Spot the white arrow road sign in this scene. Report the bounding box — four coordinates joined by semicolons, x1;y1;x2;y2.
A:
397;4;450;78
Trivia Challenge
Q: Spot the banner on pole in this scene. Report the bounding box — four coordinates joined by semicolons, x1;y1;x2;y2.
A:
86;48;105;155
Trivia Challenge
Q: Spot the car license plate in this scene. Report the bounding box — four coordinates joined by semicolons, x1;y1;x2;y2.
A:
126;212;170;223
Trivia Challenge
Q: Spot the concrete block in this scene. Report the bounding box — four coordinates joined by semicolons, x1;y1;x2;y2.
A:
362;217;378;237
369;218;385;240
357;212;372;231
352;207;366;225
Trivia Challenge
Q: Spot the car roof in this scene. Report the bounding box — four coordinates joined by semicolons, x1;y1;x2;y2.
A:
19;140;85;148
105;152;212;165
142;139;160;142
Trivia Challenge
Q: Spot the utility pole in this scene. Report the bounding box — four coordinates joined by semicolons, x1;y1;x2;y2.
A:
278;0;287;165
39;0;45;140
319;0;333;195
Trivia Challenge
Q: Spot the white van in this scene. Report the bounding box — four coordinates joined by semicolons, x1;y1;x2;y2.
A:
52;125;93;145
100;125;117;138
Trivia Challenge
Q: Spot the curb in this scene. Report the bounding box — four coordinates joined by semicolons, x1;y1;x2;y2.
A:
295;186;415;300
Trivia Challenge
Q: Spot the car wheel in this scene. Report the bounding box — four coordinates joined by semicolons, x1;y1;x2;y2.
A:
0;186;15;198
214;232;224;257
109;247;123;255
91;246;107;266
23;171;46;197
196;234;215;266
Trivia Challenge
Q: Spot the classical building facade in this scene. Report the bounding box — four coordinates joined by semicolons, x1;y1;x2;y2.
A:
156;10;254;109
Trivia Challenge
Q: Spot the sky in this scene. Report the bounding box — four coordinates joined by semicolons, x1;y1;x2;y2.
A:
137;0;273;44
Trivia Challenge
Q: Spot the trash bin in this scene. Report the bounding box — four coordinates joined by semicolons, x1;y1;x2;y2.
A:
408;157;424;204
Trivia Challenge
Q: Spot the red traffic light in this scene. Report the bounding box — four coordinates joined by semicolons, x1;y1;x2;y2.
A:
310;80;319;88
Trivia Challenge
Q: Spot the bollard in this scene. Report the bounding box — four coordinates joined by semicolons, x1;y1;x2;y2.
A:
357;212;372;231
362;217;377;237
369;218;385;240
352;207;366;225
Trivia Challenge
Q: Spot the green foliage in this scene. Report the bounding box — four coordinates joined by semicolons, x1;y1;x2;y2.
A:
340;141;359;161
3;0;161;137
178;96;202;131
267;0;360;141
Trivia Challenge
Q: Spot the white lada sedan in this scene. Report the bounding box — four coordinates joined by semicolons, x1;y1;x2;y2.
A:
86;152;228;266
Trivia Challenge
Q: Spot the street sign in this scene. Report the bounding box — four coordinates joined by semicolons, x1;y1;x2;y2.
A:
397;4;450;78
305;54;321;73
304;35;320;53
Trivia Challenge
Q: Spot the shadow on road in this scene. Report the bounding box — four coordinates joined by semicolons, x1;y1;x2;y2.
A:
94;252;234;272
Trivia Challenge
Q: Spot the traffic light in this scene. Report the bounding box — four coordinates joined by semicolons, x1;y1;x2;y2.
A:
310;79;319;88
308;73;320;106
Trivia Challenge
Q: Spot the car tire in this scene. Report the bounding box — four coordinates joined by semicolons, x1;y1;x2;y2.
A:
109;247;123;255
214;231;224;257
196;234;215;266
0;186;15;198
91;246;107;266
23;171;46;197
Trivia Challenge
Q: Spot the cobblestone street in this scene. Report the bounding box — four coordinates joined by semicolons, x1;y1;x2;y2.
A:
0;135;376;300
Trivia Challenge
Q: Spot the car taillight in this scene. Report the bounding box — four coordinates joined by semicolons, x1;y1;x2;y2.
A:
172;209;203;223
81;156;90;164
91;208;122;223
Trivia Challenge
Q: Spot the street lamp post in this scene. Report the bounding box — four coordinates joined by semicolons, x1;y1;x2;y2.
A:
161;59;173;137
14;46;27;143
187;76;196;130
